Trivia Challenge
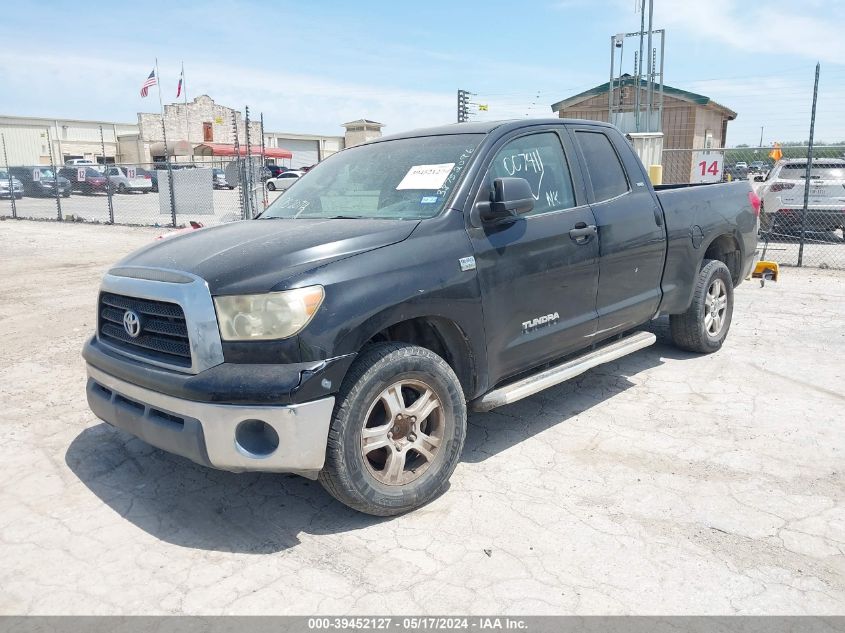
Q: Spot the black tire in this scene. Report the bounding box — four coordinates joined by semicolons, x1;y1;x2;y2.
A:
117;183;127;194
228;185;235;190
670;259;734;354
267;182;276;191
319;342;467;516
62;191;71;198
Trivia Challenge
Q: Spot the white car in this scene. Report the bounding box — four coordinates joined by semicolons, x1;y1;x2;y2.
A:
735;161;748;170
65;158;101;169
105;166;153;193
266;170;304;191
758;158;845;234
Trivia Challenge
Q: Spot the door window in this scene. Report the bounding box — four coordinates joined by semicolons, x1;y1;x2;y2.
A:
575;131;629;202
486;132;576;216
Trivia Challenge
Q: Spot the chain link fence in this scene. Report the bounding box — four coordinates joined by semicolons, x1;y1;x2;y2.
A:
660;145;845;269
3;139;843;270
0;157;279;227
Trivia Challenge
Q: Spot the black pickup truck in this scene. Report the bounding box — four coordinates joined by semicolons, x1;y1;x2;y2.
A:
83;119;759;515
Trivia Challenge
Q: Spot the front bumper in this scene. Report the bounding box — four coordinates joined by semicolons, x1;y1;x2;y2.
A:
86;363;335;477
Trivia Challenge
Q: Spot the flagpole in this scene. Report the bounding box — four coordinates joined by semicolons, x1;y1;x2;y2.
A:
155;57;169;163
155;57;177;226
182;61;190;160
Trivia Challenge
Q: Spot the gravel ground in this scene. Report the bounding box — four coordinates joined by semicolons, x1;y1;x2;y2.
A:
0;219;843;615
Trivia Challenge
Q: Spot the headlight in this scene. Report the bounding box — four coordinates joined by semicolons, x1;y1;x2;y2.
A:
213;286;324;341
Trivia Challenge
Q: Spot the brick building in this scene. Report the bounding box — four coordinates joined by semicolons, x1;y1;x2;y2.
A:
551;75;737;183
0;96;383;168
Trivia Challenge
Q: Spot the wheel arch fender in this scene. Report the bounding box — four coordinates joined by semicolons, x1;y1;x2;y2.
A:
338;308;485;400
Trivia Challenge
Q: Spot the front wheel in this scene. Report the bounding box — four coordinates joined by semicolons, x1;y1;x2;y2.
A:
267;182;276;191
319;342;467;516
670;259;734;353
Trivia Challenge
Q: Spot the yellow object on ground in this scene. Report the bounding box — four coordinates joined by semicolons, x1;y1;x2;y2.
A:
751;260;779;287
648;164;663;185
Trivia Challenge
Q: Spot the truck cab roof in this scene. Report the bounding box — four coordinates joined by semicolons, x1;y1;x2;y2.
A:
373;118;615;144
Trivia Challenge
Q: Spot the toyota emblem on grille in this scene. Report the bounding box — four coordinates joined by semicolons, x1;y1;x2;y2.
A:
122;310;142;338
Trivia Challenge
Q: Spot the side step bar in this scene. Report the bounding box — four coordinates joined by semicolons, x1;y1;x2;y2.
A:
470;331;657;412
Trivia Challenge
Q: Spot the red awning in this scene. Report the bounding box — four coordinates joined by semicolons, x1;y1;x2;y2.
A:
193;143;292;159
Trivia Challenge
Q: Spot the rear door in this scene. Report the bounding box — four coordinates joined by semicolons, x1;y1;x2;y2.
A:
569;126;666;337
467;128;600;385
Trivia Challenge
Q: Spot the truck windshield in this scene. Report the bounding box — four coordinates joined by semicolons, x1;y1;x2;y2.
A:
259;134;483;220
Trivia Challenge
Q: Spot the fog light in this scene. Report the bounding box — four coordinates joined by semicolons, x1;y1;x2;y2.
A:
235;419;279;457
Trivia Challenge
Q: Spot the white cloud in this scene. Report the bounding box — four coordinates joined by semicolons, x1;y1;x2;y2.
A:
0;51;457;135
655;0;845;63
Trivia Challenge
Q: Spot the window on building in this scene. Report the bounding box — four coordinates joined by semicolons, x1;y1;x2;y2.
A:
203;122;213;142
575;131;629;202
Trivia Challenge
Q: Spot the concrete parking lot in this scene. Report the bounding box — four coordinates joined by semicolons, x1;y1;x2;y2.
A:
1;219;843;615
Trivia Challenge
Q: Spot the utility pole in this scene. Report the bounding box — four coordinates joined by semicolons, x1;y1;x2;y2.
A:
457;90;471;123
797;62;821;268
645;0;654;132
635;0;646;131
759;126;764;147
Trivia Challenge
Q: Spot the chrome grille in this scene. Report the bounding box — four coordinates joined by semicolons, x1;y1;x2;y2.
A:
98;292;191;367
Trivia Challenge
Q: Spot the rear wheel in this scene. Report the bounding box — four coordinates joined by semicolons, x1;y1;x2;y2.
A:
117;183;127;194
670;259;734;353
319;342;466;516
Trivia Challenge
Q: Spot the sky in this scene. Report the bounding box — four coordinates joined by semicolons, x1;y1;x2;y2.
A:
1;0;843;147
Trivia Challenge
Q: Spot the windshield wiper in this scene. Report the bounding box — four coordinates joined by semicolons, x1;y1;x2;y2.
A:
325;215;364;219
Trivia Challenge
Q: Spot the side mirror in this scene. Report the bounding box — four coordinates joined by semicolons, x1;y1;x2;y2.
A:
753;174;765;182
477;177;535;224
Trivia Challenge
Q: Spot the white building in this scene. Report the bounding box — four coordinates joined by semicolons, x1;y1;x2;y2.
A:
0;115;137;166
0;98;383;168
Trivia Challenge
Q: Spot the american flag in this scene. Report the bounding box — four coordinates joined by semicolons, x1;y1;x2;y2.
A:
140;68;157;98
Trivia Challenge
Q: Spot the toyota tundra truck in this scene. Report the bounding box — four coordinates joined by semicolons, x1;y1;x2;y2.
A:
82;119;760;516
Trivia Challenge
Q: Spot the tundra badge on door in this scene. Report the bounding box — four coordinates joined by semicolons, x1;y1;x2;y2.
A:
522;312;560;332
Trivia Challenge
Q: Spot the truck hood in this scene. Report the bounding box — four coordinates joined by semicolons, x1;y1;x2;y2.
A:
117;218;419;295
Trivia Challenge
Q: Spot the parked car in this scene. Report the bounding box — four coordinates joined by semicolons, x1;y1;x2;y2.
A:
65;159;102;170
758;158;845;233
58;167;109;194
264;164;286;178
735;161;748;170
749;160;765;171
265;170;303;191
212;168;234;190
105;166;153;193
0;170;24;199
8;166;71;197
82;118;758;516
134;167;158;192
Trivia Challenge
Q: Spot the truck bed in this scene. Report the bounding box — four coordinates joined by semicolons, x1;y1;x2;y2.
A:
655;180;758;315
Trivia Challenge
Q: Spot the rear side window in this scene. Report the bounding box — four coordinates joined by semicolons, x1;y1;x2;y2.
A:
575;131;629;202
780;164;845;180
486;132;576;216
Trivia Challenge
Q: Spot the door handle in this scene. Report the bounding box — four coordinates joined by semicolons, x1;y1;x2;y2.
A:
569;223;597;243
653;206;664;227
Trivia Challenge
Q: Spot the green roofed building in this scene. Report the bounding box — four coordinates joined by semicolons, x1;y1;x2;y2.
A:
551;74;737;183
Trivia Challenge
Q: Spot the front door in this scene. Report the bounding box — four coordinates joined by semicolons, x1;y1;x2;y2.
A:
467;130;600;386
569;127;667;338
